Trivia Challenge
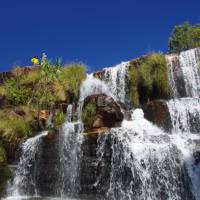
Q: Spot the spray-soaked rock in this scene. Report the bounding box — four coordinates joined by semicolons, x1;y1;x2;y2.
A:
82;94;124;130
143;100;172;132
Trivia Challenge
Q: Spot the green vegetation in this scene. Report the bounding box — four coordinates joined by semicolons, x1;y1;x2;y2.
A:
0;142;6;164
60;63;87;102
81;102;96;129
169;22;200;53
128;53;169;106
2;61;86;109
0;60;87;149
0;109;33;142
53;110;65;128
0;166;12;195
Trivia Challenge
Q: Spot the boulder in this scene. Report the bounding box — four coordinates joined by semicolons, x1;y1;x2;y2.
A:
143;100;172;132
82;94;124;130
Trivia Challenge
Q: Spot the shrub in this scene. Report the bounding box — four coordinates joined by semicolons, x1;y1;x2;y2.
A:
53;110;65;128
7;117;32;138
128;67;140;106
140;53;169;98
81;102;96;129
169;22;200;53
4;67;32;106
0;141;6;164
60;64;87;102
0;110;32;141
21;70;40;85
0;86;7;96
128;53;169;105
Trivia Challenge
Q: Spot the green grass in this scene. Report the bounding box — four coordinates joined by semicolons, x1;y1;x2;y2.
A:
53;110;65;128
81;102;96;129
0;142;6;164
0;109;32;142
128;53;169;106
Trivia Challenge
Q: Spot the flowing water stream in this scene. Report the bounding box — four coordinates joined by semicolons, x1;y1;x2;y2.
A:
4;48;200;200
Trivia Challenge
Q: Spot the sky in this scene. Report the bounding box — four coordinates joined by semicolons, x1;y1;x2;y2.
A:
0;0;200;72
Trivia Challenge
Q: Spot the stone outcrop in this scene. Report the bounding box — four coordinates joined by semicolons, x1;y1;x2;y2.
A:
83;94;124;130
80;132;112;195
143;100;172;132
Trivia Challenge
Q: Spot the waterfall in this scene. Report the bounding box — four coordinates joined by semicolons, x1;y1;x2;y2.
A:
79;74;113;102
100;61;129;104
166;98;200;200
166;48;200;98
56;121;83;197
56;74;110;198
167;98;200;133
66;104;73;122
179;49;200;98
95;109;194;200
165;48;200;200
6;131;48;198
166;54;182;98
3;48;200;200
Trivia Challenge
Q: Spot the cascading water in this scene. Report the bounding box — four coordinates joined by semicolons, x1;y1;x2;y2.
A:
95;109;194;200
79;74;113;102
166;48;200;98
56;74;113;198
3;47;200;200
167;98;200;200
165;48;200;200
5;131;48;199
56;121;83;197
167;98;200;133
100;62;129;104
179;48;200;98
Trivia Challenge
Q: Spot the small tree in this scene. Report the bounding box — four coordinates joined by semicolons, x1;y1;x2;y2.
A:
169;22;200;53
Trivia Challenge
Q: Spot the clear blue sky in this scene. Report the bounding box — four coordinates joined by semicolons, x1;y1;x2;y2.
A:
0;0;200;72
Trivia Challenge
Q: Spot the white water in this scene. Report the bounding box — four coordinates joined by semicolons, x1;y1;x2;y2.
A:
166;54;180;97
6;131;48;199
96;109;194;200
167;98;200;133
167;98;200;200
101;61;129;103
57;121;83;197
79;74;113;102
167;48;200;98
4;48;200;200
179;49;200;97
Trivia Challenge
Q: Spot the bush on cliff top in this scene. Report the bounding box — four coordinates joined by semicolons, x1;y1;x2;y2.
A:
60;63;87;102
128;53;169;106
3;62;86;108
0;109;32;142
169;22;200;53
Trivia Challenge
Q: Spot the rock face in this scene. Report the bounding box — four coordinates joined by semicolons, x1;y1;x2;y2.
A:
143;100;172;132
166;54;187;98
83;94;124;130
35;135;59;196
80;132;112;195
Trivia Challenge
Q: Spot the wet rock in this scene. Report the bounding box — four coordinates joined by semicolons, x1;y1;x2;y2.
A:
143;100;172;132
0;166;12;198
193;151;200;165
167;54;187;97
83;94;124;130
